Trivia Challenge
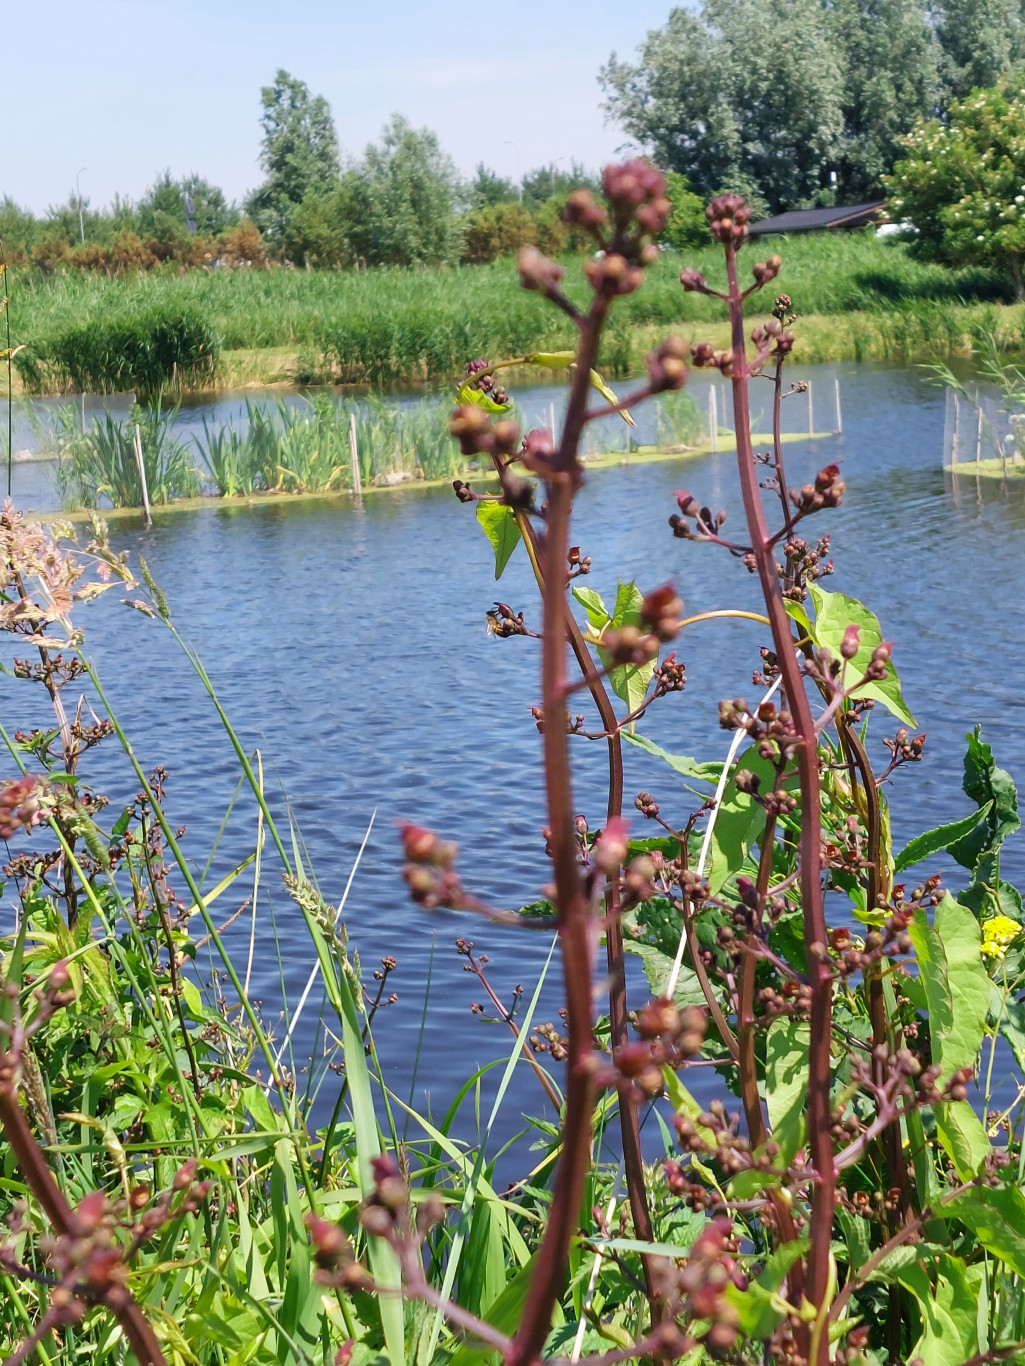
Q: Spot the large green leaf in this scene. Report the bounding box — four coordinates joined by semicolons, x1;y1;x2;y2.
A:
897;1256;978;1366
949;727;1020;870
944;1186;1025;1276
705;746;792;895
764;1020;810;1163
909;894;991;1176
622;938;707;1008
910;894;989;1080
475;502;522;580
806;584;916;727
622;731;722;785
894;802;992;873
572;581;655;717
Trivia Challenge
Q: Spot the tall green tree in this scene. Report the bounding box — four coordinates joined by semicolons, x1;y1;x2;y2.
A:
340;115;461;267
932;0;1024;99
825;0;941;198
601;0;846;213
247;69;340;244
136;171;235;241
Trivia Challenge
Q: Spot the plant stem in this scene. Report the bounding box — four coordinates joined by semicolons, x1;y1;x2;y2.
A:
508;298;609;1366
725;246;835;1353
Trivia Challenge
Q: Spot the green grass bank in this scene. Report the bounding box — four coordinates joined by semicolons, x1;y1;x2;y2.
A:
10;233;1024;396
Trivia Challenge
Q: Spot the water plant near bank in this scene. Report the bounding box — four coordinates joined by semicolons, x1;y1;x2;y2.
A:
4;166;1025;1366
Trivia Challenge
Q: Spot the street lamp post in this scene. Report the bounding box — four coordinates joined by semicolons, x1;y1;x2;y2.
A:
75;167;87;244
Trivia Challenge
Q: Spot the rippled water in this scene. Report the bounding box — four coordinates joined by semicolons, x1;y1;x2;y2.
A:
3;361;1023;1150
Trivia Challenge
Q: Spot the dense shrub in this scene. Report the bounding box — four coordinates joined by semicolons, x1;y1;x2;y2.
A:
15;308;220;397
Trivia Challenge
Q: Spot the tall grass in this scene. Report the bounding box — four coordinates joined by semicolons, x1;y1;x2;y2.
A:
9;234;1021;393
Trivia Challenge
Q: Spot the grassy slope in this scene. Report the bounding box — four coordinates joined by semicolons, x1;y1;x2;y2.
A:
10;233;1023;393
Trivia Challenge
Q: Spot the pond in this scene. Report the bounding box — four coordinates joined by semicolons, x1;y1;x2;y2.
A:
3;360;1024;1157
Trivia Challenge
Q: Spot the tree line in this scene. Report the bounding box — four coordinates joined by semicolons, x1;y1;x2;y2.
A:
602;0;1025;213
0;71;607;274
3;0;1025;280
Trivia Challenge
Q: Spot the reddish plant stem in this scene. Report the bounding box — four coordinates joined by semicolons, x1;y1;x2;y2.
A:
0;1083;168;1366
507;502;658;1304
725;246;835;1350
508;299;609;1366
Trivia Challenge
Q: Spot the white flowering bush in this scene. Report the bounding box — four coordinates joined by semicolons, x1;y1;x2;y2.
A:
887;80;1025;300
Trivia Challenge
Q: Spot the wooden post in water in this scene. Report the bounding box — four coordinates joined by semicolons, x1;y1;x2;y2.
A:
709;387;718;452
975;404;983;467
349;412;362;504
549;401;557;437
833;378;842;435
133;423;152;528
807;380;815;437
951;392;960;465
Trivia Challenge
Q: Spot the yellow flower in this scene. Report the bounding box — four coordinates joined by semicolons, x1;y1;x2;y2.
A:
981;915;1021;961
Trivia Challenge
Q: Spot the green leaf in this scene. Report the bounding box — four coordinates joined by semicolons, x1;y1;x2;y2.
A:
949;727;1020;870
475;502;522;580
622;938;707;1008
571;585;609;633
894;802;993;872
806;584;916;726
574;582;655;718
724;1239;808;1340
588;369;636;426
943;1186;1025;1276
935;1101;991;1181
909;894;989;1081
622;732;722;784
897;1256;978;1366
705;746;793;895
456;380;512;415
763;1020;809;1164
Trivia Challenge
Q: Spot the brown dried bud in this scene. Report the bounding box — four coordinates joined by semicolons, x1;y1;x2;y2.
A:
563;189;608;229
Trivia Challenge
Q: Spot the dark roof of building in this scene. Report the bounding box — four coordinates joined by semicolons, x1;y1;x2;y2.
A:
748;201;887;235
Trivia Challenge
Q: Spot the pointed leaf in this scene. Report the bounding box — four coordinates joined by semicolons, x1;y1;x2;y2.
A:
475;502;522;580
588;369;636;426
895;802;993;872
456;381;512;415
807;584;916;726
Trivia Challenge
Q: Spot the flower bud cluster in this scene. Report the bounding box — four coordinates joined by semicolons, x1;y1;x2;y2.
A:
603;1000;707;1097
567;545;592;577
645;336;689;393
689;341;736;377
464;358;507;407
718;697;799;762
669;489;728;541
449;406;521;461
751;254;782;285
790;463;845;516
653;652;687;692
486;602;533;638
601;623;661;666
640;583;683;642
563;188;608;231
706;193;751;246
601;159;672;238
399;825;466;911
517;245;566;296
0;774;44;841
883;727;926;766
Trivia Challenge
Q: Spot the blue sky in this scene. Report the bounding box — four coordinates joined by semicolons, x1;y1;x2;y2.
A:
8;0;674;213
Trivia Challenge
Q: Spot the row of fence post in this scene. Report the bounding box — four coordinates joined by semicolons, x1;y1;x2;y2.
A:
705;377;843;450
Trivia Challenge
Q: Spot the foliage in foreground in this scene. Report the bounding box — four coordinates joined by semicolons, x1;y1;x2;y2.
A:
5;167;1025;1366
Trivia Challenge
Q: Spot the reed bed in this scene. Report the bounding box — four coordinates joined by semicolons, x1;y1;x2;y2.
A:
11;235;1019;394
